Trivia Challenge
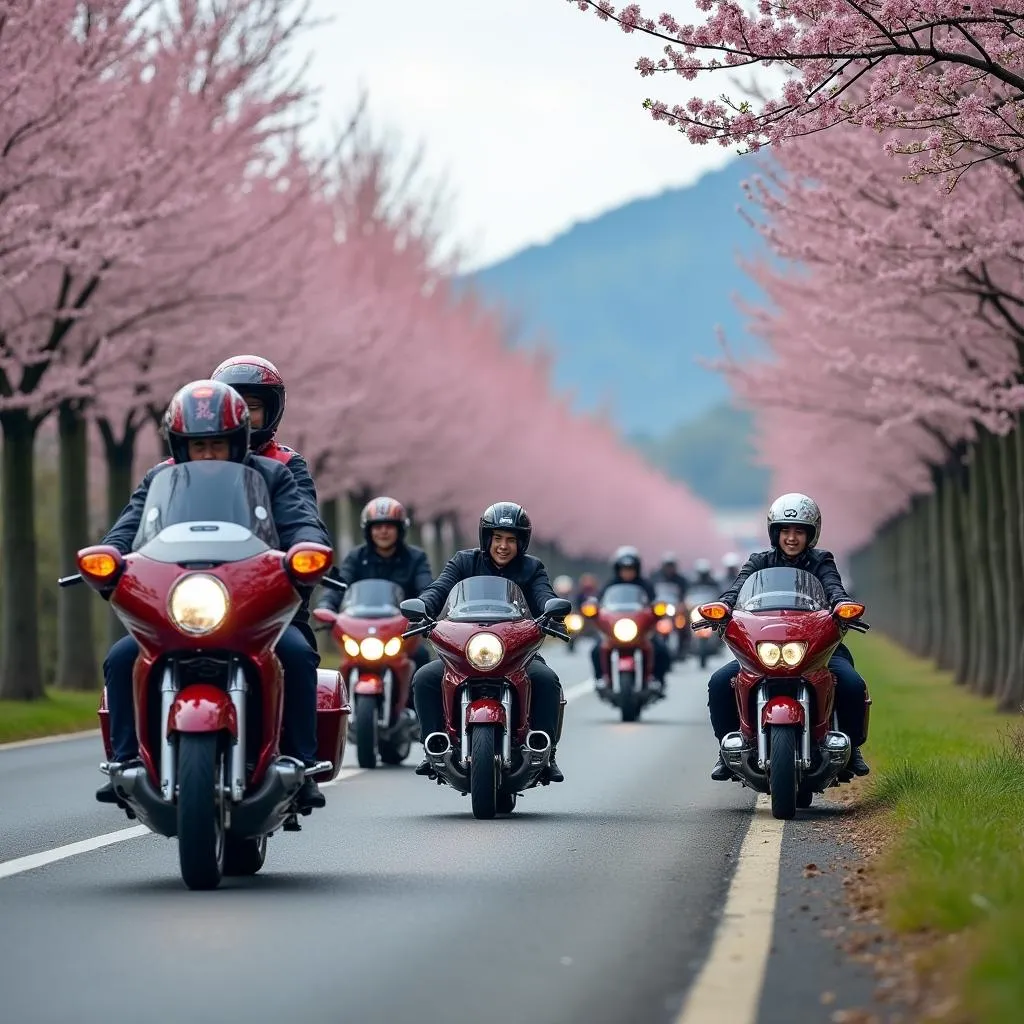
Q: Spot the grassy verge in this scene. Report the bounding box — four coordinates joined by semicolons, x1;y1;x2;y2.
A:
0;688;102;744
850;633;1024;1021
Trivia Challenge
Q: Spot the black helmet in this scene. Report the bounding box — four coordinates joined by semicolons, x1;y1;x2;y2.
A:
162;380;250;464
210;354;286;451
613;545;642;575
479;502;532;556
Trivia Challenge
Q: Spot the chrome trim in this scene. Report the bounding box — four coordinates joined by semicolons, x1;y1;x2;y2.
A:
756;684;768;769
501;685;513;766
636;650;644;688
159;664;178;800
610;648;620;692
798;682;812;769
381;669;392;729
228;663;247;801
459;688;470;768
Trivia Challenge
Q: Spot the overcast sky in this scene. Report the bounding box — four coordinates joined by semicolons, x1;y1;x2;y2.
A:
303;0;738;270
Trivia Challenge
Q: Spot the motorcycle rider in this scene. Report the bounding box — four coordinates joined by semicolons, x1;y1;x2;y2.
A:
95;380;331;811
720;552;741;589
575;572;599;606
651;552;690;596
316;496;434;705
692;558;719;590
411;502;567;784
591;546;671;691
706;492;871;781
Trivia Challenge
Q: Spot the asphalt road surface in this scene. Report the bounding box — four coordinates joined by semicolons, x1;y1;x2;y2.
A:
0;646;765;1024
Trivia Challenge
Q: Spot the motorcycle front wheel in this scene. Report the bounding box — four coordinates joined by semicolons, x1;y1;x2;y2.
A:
177;733;226;890
469;725;499;820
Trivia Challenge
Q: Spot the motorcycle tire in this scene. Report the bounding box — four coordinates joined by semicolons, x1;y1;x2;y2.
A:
224;834;268;876
618;670;640;723
768;725;798;820
177;733;226;890
354;694;378;770
469;725;499;820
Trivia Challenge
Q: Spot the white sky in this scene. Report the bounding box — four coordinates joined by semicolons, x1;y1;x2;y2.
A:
302;0;739;270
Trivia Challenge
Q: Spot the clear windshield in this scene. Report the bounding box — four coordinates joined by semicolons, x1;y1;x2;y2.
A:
340;579;405;618
440;576;531;623
735;567;828;613
654;581;682;600
600;583;649;611
686;585;719;608
132;461;279;552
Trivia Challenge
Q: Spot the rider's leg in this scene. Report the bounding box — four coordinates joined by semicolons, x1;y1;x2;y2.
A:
828;655;870;775
708;659;741;780
276;625;326;809
412;660;445;775
527;659;564;783
96;635;141;803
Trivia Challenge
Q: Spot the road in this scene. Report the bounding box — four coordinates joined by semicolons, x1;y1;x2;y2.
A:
0;647;782;1024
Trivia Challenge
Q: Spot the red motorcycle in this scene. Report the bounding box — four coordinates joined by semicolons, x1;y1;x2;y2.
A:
313;578;420;769
61;460;351;890
693;566;871;820
400;576;571;819
584;583;660;722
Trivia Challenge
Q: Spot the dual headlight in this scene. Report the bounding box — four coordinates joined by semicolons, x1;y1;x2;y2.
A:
756;641;807;668
467;631;504;669
169;574;229;636
342;636;403;660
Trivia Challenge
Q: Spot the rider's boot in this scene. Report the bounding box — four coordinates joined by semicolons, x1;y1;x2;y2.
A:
848;747;870;776
711;753;731;781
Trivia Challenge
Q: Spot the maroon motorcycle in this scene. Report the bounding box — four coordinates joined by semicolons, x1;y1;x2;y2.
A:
60;460;350;890
400;577;571;819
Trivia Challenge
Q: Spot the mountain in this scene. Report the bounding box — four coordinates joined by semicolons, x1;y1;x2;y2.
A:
464;158;770;440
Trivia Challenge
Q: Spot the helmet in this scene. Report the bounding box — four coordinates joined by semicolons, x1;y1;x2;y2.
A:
767;492;821;549
480;502;532;556
722;552;741;570
162;380;250;464
360;496;410;543
211;355;286;450
578;573;598;591
553;574;574;596
694;558;711;574
613;545;642;575
660;551;678;568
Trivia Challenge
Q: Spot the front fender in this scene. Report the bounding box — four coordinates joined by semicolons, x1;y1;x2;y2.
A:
353;674;385;696
465;698;507;727
168;685;238;736
761;695;804;729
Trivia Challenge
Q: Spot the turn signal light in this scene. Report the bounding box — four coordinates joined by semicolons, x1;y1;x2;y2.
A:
77;546;124;581
653;601;668;617
581;600;598;618
285;543;333;581
834;601;865;620
698;602;730;621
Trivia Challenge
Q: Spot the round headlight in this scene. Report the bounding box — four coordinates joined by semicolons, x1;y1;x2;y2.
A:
168;574;228;636
360;637;385;661
757;642;782;668
343;636;360;658
565;613;584;632
781;641;807;667
466;632;504;669
612;618;639;642
383;636;402;657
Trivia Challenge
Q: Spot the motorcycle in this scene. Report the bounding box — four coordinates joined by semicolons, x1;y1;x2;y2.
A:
692;566;870;820
313;578;419;770
653;581;685;663
588;583;660;722
563;606;585;652
399;576;571;819
62;460;350;890
685;584;721;668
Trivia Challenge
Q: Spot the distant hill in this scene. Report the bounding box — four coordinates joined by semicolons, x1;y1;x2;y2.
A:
464;158;769;438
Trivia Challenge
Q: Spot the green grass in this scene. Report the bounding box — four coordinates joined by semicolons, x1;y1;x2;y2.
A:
851;634;1024;1021
0;688;102;743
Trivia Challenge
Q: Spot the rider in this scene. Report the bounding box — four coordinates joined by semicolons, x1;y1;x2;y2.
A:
651;552;690;596
706;492;871;781
720;552;741;589
692;558;719;590
410;502;567;783
315;496;434;705
95;380;331;811
591;546;671;691
574;572;599;606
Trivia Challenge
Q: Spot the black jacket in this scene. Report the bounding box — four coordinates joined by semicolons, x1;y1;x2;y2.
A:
719;548;850;610
318;543;433;613
651;569;690;595
597;574;657;604
693;571;719;591
101;454;331;642
419;549;560;621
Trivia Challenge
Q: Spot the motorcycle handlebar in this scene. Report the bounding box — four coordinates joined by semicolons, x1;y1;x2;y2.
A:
58;573;83;588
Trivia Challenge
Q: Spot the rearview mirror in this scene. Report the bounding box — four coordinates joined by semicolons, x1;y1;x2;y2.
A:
543;597;572;618
400;598;427;622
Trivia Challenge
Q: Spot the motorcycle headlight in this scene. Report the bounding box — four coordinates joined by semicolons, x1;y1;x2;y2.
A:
467;631;504;669
664;603;676;616
781;641;807;667
757;642;782;668
168;574;228;636
360;637;385;661
565;613;584;632
612;618;638;642
384;636;402;657
343;636;360;658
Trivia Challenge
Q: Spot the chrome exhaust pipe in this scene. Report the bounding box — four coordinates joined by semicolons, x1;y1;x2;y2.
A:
506;730;553;789
424;731;452;757
525;730;551;756
271;755;306;794
422;731;467;786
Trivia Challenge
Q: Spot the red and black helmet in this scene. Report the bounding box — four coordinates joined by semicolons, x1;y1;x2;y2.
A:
360;496;410;543
210;354;286;450
162;380;250;464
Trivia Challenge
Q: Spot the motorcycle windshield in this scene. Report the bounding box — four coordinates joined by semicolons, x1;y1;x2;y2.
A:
132;461;279;560
654;582;682;601
340;579;405;618
600;583;649;611
440;576;531;623
686;586;719;608
735;567;828;613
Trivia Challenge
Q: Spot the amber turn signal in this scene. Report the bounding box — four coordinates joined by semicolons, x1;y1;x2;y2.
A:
834;601;865;620
581;601;598;618
698;602;730;621
77;546;124;581
285;543;333;581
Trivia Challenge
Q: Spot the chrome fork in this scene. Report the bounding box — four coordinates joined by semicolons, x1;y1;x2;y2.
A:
159;664;179;800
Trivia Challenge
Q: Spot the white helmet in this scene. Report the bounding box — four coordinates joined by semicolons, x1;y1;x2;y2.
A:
767;492;821;549
694;558;711;574
553;574;574;596
722;552;740;570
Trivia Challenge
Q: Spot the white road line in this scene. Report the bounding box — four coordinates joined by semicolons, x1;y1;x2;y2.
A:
0;674;597;881
674;793;785;1024
0;728;100;752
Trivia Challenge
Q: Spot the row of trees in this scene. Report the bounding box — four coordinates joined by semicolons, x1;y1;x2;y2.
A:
1;2;722;700
570;1;1024;705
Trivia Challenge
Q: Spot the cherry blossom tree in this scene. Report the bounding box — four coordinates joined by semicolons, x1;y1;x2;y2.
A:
567;1;1024;181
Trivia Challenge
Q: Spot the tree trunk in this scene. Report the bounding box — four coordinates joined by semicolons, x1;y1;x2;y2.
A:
949;469;972;686
966;442;987;691
407;505;424;548
319;496;339;549
997;427;1021;709
0;409;43;699
55;402;97;690
980;433;1005;696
